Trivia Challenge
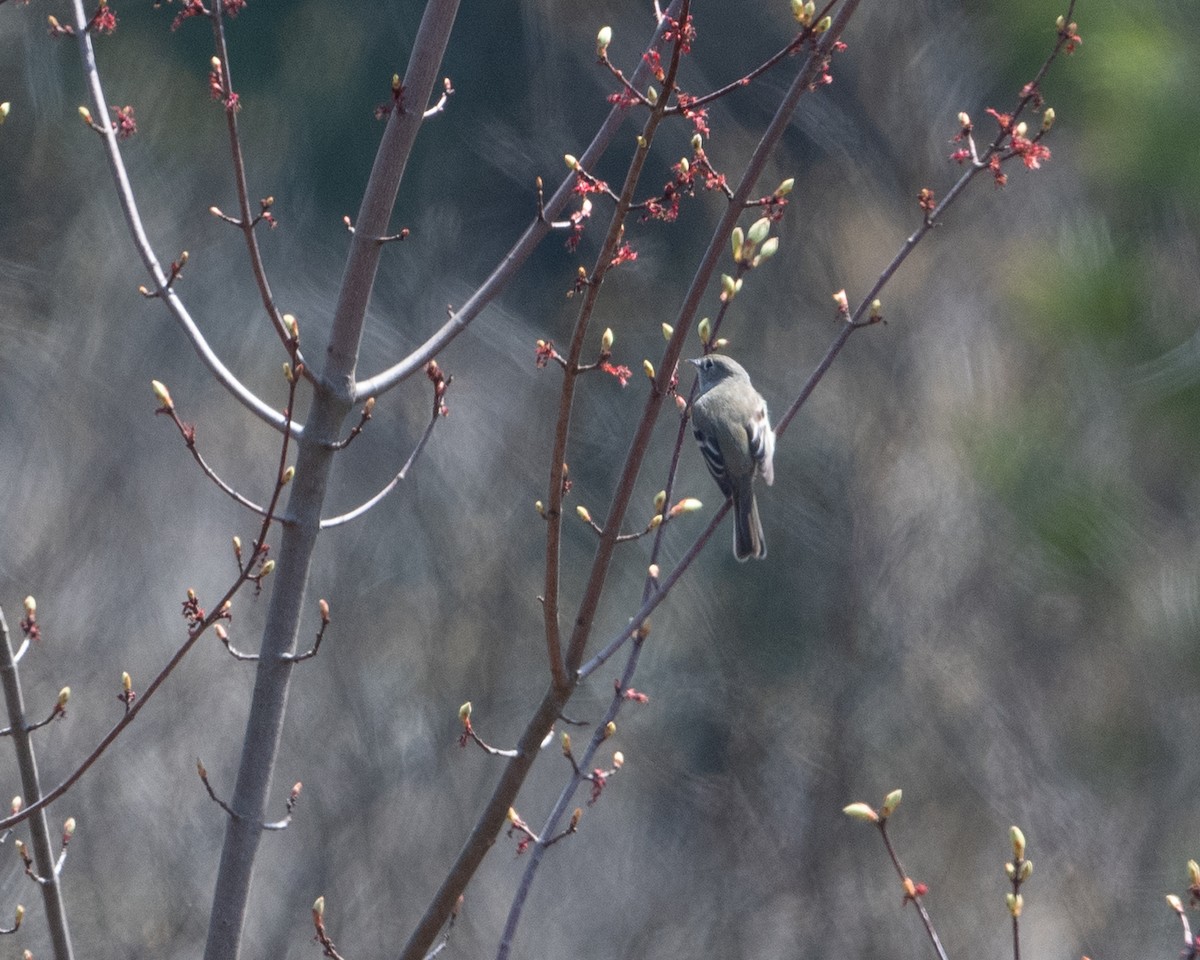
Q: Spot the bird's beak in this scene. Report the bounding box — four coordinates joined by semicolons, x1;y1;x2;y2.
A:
686;358;701;369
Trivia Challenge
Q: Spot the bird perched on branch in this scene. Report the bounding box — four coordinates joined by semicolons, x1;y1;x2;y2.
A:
688;354;775;561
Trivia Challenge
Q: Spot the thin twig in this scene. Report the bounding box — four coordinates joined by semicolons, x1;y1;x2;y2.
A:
876;820;951;960
209;2;307;360
67;0;297;436
319;408;440;528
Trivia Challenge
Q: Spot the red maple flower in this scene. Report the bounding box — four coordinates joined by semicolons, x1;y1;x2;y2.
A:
110;104;137;139
600;361;632;387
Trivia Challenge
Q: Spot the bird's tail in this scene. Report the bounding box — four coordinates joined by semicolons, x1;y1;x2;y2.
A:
733;486;766;561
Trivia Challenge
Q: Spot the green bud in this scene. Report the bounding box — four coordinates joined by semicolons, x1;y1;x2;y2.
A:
814;14;832;33
747;217;771;246
1010;825;1026;861
151;379;173;409
842;803;879;823
753;236;779;266
881;789;902;817
691;133;703;152
564;154;578;170
601;327;614;352
1041;107;1055;132
0;102;9;125
731;227;744;262
596;25;612;54
698;316;712;345
646;86;658;105
661;322;674;341
776;177;795;196
576;505;592;524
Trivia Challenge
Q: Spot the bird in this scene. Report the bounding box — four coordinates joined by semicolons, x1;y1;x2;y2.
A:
688;354;775;561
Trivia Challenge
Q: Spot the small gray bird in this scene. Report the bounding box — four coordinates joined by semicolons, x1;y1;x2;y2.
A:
689;354;776;561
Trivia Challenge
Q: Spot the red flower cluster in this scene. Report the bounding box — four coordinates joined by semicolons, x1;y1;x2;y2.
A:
599;361;632;387
88;1;117;34
661;14;695;54
110;104;137;139
609;242;638;269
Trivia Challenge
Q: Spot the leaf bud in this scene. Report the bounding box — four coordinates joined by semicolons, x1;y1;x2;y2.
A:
612;751;624;768
576;505;592;524
747;217;771;246
1041;107;1055;132
698;316;712;345
842;802;879;823
259;559;275;577
596;25;612;54
1010;825;1026;861
57;687;70;708
643;359;655;380
691;133;703;152
22;596;35;617
661;322;674;341
731;227;744;262
603;721;616;739
561;731;572;755
1006;893;1023;917
151;379;174;409
753;236;779;266
775;177;794;196
601;327;614;352
881;789;903;817
669;497;703;517
564;154;578;170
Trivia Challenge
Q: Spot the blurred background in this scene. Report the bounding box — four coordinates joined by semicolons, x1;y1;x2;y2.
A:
2;0;1199;957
